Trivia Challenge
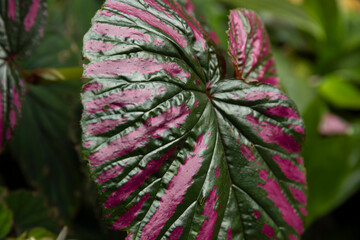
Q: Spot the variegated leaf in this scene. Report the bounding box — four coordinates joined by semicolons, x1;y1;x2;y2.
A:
81;1;306;239
0;0;47;150
228;9;279;87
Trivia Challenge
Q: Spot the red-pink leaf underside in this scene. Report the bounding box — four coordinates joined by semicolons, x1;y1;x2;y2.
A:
82;1;306;239
0;0;47;150
228;9;279;87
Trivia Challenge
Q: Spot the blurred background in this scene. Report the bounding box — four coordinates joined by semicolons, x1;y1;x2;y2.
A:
0;0;360;239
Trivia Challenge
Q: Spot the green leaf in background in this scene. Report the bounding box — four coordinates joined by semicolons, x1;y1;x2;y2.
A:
273;50;316;114
27;227;56;240
186;0;229;48
10;80;83;222
6;0;104;236
302;99;360;224
0;0;47;150
217;0;323;39
303;0;343;45
0;203;13;238
82;1;306;239
303;0;345;73
5;191;58;233
6;232;27;240
318;75;360;110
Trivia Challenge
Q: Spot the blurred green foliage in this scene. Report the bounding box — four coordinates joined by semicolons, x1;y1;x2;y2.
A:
1;0;360;239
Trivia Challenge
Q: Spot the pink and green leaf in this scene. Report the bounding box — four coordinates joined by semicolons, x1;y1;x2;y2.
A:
82;1;306;239
0;0;47;150
228;9;279;87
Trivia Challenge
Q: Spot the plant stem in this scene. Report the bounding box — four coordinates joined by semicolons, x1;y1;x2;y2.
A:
24;67;83;84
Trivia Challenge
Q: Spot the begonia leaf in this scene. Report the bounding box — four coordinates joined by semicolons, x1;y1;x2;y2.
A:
81;1;306;239
0;0;47;150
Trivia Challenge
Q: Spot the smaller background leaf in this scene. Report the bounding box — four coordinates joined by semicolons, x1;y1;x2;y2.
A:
5;190;59;233
28;227;56;240
0;203;13;238
318;75;360;110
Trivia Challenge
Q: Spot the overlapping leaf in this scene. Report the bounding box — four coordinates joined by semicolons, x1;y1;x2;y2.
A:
0;0;47;150
81;1;306;239
228;9;279;86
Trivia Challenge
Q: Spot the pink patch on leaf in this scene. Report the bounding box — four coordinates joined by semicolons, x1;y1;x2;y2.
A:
85;58;190;81
11;85;21;111
140;134;209;239
254;210;261;219
273;155;305;184
262;224;275;238
289;235;298;240
240;145;256;162
125;233;133;240
8;0;16;21
84;40;115;52
209;31;220;44
162;0;206;49
246;114;301;153
215;166;220;177
104;149;176;208
98;10;115;17
97;164;124;184
258;170;304;235
288;186;307;205
154;38;165;46
245;114;301;153
245;114;259;125
85;88;154;114
196;186;219;240
243;91;287;101
296;157;304;165
226;228;232;240
185;0;195;14
112;193;150;230
106;0;187;48
300;207;307;216
293;125;305;134
87;118;128;135
89;104;191;166
24;0;41;31
84;141;93;148
93;23;151;42
9;110;16;129
266;106;299;119
83;82;103;92
143;0;174;19
169;226;183;240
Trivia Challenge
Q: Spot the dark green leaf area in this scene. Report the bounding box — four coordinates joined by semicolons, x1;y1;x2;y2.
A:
5;190;58;233
0;0;47;58
0;202;13;238
0;61;23;151
10;80;83;221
